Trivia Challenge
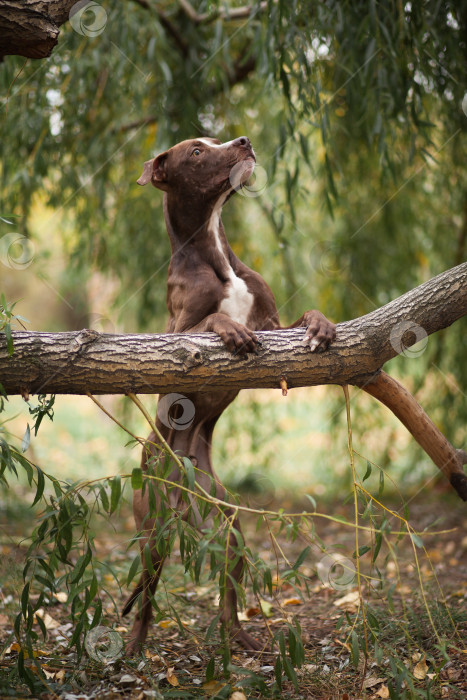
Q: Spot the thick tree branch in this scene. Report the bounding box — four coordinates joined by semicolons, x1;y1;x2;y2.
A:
1;263;466;499
1;263;466;396
0;0;77;60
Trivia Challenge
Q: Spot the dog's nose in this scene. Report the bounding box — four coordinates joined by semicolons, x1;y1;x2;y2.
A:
232;136;251;148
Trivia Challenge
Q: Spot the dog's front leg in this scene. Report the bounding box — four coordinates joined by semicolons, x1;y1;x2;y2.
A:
286;310;336;352
183;312;260;355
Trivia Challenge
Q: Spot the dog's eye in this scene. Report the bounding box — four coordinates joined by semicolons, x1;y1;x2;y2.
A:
192;148;201;156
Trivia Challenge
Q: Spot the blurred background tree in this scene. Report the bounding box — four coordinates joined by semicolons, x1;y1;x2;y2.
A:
1;0;466;495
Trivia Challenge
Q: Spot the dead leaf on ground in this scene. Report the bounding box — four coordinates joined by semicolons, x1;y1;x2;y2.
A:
282;597;303;606
229;692;247;700
238;606;260;621
333;590;359;612
376;684;390;698
158;619;176;629
166;667;179;687
363;675;386;689
413;657;429;680
35;608;61;630
53;591;68;603
203;679;225;695
260;599;274;617
5;642;38;658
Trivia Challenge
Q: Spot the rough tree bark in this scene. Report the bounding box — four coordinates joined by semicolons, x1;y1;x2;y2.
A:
0;0;77;60
1;263;466;498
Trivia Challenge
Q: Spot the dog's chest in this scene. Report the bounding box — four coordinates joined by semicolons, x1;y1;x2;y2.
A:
219;268;254;325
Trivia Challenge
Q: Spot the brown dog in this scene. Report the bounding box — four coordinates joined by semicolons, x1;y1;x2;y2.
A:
123;136;336;653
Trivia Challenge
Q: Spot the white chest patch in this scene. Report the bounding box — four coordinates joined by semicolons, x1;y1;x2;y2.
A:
209;194;254;326
219;268;254;325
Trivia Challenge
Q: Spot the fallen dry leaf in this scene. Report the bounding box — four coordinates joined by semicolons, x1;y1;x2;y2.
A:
260;599;274;618
35;608;61;630
6;642;38;658
363;675;386;689
376;684;390;698
53;592;68;603
333;590;359;612
413;657;429;680
158;619;176;629
230;692;247;700
282;597;302;606
166;667;179;687
203;679;225;695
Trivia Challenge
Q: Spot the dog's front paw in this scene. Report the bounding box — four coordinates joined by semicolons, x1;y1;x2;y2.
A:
214;319;259;356
302;310;336;352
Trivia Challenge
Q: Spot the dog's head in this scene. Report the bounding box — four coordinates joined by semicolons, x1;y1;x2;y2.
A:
137;136;256;201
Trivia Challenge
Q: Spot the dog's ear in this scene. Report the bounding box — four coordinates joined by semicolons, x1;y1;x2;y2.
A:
137;152;169;188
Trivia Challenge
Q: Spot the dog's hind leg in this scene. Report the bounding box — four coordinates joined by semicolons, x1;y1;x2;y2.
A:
219;516;264;651
123;507;166;655
191;419;263;651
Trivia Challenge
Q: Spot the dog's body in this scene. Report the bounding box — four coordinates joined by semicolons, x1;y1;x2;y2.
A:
123;136;336;653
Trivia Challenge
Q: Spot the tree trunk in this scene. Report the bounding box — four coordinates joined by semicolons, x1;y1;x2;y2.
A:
0;0;77;60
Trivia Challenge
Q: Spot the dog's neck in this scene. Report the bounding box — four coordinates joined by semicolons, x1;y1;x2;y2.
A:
163;191;232;267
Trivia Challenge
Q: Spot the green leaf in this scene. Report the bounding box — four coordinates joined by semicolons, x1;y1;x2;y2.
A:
31;467;44;506
126;553;141;586
378;469;384;496
363;462;372;481
373;530;383;563
110;475;121;514
183;456;195;491
305;494;317;510
205;656;215;682
21;582;30;618
131;467;143;490
143;543;155;575
292;545;311;570
410;533;423;548
351;630;359;667
274;656;282;691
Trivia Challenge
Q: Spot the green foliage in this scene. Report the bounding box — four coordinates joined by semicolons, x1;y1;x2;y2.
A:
1;388;465;697
1;3;467;696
